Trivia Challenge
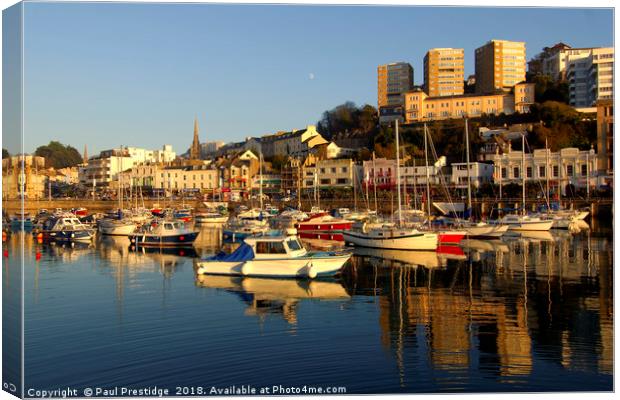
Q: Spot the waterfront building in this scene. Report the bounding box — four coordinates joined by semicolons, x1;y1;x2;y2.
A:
424;48;465;97
450;162;494;188
79;145;176;187
596;100;613;175
121;162;220;194
215;150;260;200
377;62;414;109
361;157;441;189
2;154;47;199
251;174;282;195
403;82;534;123
475;40;526;94
492;147;597;195
302;158;355;189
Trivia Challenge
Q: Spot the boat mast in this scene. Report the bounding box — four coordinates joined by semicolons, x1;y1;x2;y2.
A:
372;151;378;213
545;137;551;211
424;124;432;228
297;161;302;210
465;118;472;217
353;163;357;212
395;119;402;227
522;133;526;216
259;151;264;211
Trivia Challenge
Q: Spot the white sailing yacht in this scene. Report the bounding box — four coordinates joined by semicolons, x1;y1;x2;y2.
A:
459;118;508;238
342;120;439;251
493;133;553;232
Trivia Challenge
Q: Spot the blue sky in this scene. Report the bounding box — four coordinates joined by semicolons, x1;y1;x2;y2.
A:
13;2;614;155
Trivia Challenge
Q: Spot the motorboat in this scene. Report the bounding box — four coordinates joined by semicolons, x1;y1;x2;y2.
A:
195;212;228;224
342;226;438;251
173;208;193;222
195;235;351;279
40;213;96;242
128;219;199;247
70;207;88;217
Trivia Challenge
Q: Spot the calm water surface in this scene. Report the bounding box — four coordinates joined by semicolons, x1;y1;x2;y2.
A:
4;221;613;394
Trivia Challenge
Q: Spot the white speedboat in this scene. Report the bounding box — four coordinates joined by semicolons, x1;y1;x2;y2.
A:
342;226;438;251
195;212;228;224
98;218;137;236
195;235;351;279
40;213;96;242
493;214;554;232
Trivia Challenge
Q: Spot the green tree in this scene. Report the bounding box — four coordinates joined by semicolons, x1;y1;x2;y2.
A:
2;148;9;159
267;154;288;172
34;141;83;169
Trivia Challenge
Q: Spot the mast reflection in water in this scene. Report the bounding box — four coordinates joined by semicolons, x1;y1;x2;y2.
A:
11;224;612;393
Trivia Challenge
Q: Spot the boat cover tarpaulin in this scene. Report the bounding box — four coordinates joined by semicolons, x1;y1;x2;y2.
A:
209;243;255;262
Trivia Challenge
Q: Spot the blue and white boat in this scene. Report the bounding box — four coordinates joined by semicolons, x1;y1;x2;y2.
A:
195;235;351;279
129;220;199;248
40;213;95;242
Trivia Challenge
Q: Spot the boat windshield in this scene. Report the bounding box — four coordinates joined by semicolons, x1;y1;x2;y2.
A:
286;238;303;251
173;222;184;229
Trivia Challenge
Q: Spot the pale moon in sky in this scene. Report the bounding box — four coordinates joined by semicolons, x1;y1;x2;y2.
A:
308;73;315;80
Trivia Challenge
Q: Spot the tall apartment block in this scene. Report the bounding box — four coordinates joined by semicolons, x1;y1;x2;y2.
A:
475;40;526;94
377;62;414;108
566;47;613;107
423;48;465;97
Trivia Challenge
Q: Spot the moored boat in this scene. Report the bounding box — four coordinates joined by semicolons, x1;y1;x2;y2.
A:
195;212;228;224
129;220;199;247
195;235;351;279
40;213;95;242
342;226;438;251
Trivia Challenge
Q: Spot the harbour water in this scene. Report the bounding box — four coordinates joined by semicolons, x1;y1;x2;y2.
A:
3;221;613;394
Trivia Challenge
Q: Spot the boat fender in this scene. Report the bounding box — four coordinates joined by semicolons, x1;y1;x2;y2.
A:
306;262;317;279
241;262;253;276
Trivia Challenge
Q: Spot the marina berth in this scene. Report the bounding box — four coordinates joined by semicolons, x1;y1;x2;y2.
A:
195;235;351;279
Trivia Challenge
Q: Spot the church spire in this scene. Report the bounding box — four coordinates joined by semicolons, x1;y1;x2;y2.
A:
83;144;88;164
190;116;201;160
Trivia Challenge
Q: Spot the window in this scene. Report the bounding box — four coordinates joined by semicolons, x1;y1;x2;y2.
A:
331;167;337;173
513;167;520;178
501;168;507;179
581;164;587;176
320;179;330;185
567;165;573;176
337;178;348;185
256;241;287;254
539;166;546;178
526;167;532;178
287;239;302;251
553;166;559;177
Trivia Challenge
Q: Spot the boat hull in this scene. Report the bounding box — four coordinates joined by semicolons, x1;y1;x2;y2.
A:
438;230;466;244
464;224;509;238
342;230;438;251
195;216;228;224
196;253;351;279
98;222;137;236
44;230;94;242
128;231;199;247
506;220;554;231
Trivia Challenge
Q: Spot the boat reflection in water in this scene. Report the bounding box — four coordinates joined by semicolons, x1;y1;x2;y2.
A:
195;274;350;325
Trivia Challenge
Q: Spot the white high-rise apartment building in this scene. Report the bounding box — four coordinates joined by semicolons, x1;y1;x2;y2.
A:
566;47;613;107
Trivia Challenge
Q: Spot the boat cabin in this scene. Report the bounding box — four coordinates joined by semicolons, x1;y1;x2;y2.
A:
243;236;307;259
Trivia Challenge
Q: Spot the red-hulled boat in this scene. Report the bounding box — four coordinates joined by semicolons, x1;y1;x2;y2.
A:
295;215;353;241
437;229;467;245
